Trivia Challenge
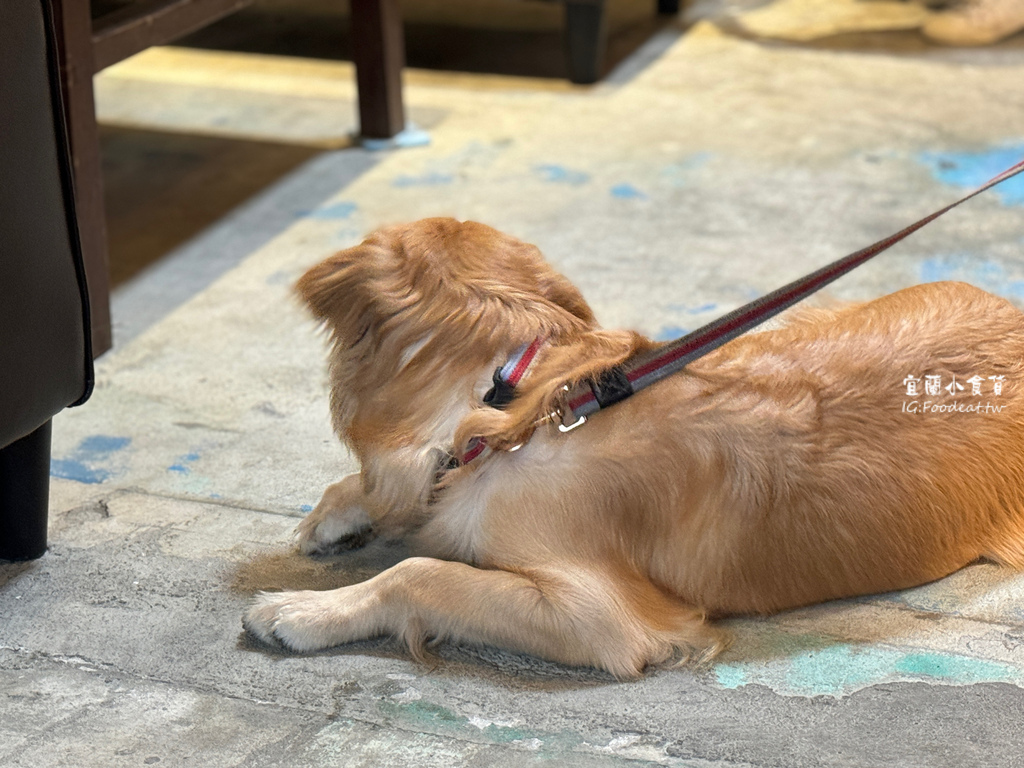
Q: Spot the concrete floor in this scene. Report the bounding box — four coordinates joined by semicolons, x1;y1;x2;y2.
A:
5;2;1024;765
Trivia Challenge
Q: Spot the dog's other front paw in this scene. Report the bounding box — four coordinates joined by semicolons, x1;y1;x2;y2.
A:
296;511;374;555
243;584;380;652
243;590;341;652
296;477;376;555
242;594;286;649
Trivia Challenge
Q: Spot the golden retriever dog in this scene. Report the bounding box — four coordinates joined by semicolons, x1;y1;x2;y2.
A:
244;217;1024;678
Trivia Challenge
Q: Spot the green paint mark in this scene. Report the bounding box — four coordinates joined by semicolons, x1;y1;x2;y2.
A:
894;652;1017;683
389;700;462;727
713;636;1024;698
783;645;898;696
714;665;748;689
381;700;524;741
380;699;582;755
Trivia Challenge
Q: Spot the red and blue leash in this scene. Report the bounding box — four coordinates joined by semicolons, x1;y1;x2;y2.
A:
562;158;1024;428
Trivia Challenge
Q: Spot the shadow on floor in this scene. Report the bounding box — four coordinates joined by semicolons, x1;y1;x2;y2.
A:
101;126;324;287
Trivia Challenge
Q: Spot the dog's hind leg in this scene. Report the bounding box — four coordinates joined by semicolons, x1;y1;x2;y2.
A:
295;474;376;555
243;557;728;678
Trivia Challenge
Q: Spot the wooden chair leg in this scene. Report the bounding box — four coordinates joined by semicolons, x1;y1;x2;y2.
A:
350;0;406;139
0;421;53;562
565;1;608;85
51;0;113;356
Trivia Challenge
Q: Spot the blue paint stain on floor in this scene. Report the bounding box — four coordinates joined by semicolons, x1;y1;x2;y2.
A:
50;460;111;484
610;183;648;200
332;228;362;245
919;253;1024;303
265;270;291;286
51;435;131;484
688;303;718;314
661;152;714;186
392;172;455;188
301;201;358;220
533;164;590;185
918;145;1024;206
168;451;201;475
300;504;313;513
79;436;130;454
667;302;720;316
655;325;688;341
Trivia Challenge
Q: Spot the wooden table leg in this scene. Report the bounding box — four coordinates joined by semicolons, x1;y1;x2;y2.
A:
51;0;113;356
350;0;406;140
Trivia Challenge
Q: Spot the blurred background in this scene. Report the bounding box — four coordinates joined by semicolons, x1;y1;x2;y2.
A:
96;0;675;290
91;0;1024;333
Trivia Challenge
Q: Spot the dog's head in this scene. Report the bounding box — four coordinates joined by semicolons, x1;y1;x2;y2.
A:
297;218;597;451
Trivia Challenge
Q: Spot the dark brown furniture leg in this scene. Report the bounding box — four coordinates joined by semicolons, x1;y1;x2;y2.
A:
52;0;113;357
564;0;608;85
350;0;406;140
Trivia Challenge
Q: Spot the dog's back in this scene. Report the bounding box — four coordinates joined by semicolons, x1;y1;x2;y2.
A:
469;281;1024;617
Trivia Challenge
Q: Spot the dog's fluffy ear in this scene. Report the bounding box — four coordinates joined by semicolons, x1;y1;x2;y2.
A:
463;226;595;327
297;219;597;345
296;246;358;321
536;271;595;325
295;239;389;345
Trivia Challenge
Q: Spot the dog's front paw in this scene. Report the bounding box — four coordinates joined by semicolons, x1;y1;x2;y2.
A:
296;509;374;555
296;479;376;555
243;590;350;652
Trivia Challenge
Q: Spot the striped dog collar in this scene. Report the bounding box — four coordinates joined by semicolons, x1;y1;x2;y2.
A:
460;337;544;464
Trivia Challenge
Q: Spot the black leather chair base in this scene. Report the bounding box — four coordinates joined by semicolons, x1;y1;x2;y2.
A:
0;421;53;561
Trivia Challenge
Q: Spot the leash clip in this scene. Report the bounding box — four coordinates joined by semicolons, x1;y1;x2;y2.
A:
558;414;587;433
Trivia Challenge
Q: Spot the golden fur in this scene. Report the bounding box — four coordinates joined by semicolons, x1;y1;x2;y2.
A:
244;217;1024;678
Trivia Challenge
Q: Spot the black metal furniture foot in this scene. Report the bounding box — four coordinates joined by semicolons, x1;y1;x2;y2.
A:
0;420;53;561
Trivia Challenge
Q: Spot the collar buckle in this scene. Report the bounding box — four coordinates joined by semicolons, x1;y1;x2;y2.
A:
558;414;587;432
